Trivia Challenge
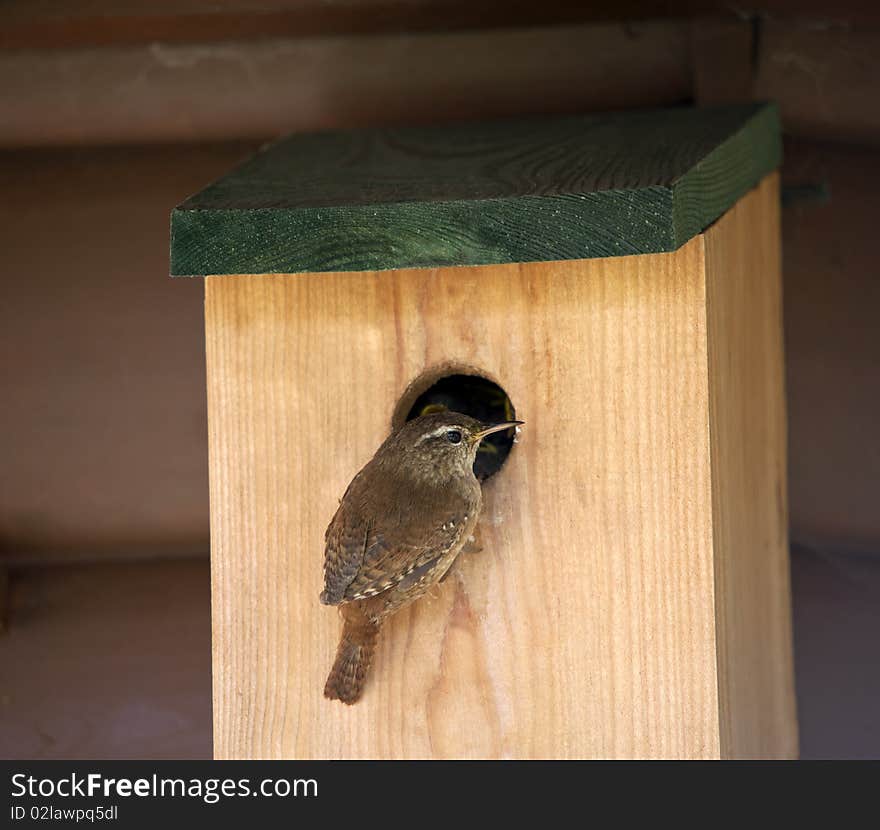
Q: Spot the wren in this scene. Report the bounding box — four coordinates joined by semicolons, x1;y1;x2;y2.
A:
320;410;522;704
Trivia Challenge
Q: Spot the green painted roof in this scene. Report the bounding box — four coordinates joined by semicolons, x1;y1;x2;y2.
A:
171;102;780;276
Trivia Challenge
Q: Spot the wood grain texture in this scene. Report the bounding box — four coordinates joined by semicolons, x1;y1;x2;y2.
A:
206;174;795;759
175;103;780;275
704;173;798;758
0;560;212;759
206;230;723;759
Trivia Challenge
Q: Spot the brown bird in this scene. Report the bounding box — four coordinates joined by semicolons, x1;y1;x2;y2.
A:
321;410;522;704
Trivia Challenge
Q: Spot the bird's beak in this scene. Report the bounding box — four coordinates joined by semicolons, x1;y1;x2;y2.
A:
472;420;524;442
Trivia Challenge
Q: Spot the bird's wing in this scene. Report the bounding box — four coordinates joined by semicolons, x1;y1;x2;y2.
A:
321;479;469;605
320;499;372;606
339;521;465;602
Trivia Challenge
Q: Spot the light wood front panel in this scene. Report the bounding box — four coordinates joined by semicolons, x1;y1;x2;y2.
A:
205;230;727;758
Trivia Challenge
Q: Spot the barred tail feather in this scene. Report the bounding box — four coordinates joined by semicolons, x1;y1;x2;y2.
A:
324;612;380;705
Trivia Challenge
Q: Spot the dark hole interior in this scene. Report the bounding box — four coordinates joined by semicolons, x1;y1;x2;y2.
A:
404;373;517;481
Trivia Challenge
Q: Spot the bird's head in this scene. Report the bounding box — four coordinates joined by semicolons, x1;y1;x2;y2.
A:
382;410;523;483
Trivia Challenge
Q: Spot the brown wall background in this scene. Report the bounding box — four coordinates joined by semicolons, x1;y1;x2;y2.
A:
0;145;254;561
1;2;878;758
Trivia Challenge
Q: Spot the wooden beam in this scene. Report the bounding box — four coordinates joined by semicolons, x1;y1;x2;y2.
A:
5;1;880;49
0;22;690;148
755;22;880;145
172;103;780;275
4;14;880;149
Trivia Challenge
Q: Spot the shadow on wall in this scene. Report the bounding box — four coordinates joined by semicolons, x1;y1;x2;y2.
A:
791;544;880;759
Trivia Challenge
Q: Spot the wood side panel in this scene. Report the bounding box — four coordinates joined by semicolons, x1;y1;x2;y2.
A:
205;238;721;758
704;173;799;758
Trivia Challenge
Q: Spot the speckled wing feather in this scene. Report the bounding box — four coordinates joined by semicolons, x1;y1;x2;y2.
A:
320;464;476;606
320;496;371;606
340;521;467;601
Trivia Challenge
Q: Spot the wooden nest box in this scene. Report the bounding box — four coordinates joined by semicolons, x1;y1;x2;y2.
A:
171;102;798;759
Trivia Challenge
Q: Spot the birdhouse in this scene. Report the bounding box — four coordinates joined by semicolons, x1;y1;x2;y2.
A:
171;102;797;759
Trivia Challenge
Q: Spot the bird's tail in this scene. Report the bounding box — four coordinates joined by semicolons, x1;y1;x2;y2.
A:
324;607;381;705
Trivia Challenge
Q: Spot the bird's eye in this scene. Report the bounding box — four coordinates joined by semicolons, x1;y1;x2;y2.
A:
446;430;463;444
